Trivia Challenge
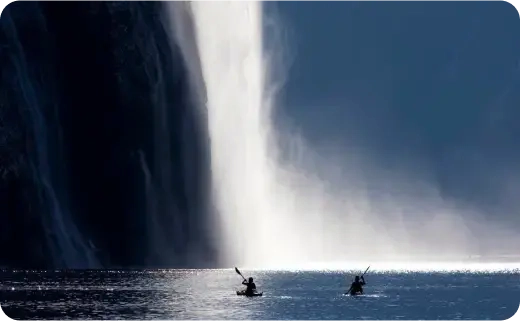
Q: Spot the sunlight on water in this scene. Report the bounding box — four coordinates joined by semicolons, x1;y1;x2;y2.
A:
238;261;520;273
1;269;518;319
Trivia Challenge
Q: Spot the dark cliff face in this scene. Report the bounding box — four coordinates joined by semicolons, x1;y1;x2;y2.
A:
0;1;216;268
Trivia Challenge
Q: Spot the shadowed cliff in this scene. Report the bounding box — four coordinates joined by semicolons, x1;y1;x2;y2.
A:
0;1;216;268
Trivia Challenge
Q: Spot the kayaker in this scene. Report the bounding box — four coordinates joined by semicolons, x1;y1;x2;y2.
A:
242;277;256;295
347;275;365;295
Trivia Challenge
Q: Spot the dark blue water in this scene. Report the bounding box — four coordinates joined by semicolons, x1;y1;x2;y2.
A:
1;269;518;319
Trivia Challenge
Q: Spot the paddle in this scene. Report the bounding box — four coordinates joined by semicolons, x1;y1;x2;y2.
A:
235;266;247;282
361;265;370;277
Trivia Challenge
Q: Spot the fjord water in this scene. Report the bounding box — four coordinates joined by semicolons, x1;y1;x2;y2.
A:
1;269;519;320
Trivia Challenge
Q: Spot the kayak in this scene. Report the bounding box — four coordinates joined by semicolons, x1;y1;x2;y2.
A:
236;290;263;297
344;292;363;296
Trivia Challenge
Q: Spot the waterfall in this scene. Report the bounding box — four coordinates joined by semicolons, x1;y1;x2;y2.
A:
176;2;494;268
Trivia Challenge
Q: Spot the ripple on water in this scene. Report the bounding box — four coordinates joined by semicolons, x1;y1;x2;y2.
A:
0;269;518;320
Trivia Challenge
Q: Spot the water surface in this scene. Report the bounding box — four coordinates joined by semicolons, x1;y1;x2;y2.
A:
1;269;519;319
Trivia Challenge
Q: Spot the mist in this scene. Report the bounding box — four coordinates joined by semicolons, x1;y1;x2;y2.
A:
182;1;520;268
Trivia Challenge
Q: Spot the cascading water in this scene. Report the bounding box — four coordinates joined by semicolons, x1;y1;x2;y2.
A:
174;1;520;268
183;1;296;267
180;1;414;268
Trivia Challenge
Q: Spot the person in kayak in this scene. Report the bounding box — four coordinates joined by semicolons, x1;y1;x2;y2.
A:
242;277;256;295
347;275;366;295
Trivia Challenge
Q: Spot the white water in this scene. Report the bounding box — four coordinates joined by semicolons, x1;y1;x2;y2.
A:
186;1;287;267
186;1;395;267
183;2;520;269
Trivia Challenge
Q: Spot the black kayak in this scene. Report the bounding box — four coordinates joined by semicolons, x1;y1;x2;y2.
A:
344;292;363;296
236;290;263;297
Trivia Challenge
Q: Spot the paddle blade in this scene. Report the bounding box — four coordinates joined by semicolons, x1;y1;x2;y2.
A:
235;267;246;280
